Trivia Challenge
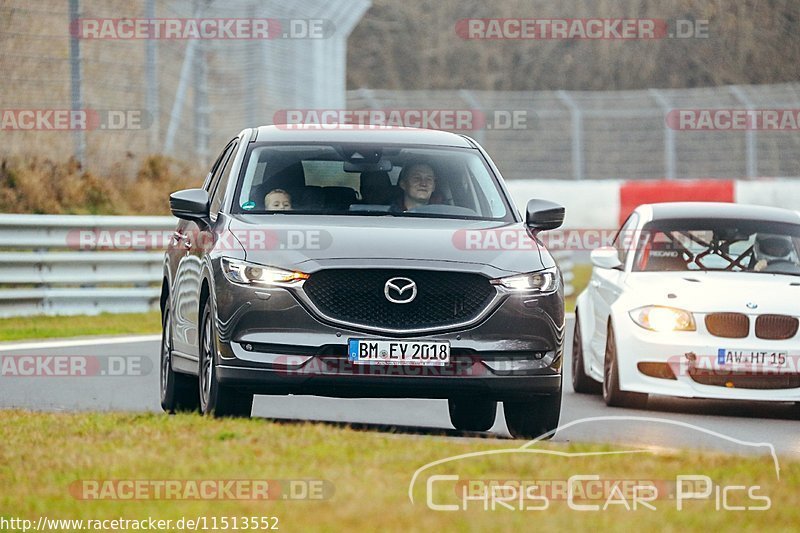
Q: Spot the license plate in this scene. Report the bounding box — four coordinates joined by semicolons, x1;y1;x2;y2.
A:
348;339;450;366
717;349;788;369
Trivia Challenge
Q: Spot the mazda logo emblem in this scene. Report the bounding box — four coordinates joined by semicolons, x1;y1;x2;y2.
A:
384;277;417;304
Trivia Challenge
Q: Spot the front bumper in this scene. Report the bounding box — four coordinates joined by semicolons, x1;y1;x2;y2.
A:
216;362;562;400
212;270;564;400
615;315;800;402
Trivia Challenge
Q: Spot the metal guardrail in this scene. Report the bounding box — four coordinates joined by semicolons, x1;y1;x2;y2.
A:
0;215;174;317
0;214;174;249
0;214;574;317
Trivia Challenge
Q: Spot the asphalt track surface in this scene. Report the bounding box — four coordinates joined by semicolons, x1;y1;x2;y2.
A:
1;317;798;460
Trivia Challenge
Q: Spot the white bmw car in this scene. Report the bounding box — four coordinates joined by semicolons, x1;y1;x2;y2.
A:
573;202;800;408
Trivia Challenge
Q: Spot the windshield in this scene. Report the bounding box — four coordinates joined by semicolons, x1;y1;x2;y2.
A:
632;218;800;276
232;143;513;221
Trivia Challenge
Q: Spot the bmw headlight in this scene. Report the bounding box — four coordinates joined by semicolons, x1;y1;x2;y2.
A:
491;267;558;293
221;258;309;287
629;305;696;332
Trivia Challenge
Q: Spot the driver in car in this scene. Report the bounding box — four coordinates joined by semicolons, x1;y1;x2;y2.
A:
396;161;436;211
753;234;799;271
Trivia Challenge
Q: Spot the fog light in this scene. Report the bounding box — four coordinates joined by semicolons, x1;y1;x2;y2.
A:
483;352;555;372
637;362;677;380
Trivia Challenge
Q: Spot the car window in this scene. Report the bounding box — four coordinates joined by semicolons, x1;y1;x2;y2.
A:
209;140;239;217
632;219;800;275
233;143;513;221
204;142;234;192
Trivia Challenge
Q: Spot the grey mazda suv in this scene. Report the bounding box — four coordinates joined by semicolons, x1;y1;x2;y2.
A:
160;125;565;438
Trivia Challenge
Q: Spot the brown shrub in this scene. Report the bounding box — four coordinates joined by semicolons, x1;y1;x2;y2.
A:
0;156;198;215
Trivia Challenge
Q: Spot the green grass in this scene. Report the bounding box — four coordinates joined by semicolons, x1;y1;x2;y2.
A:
0;312;161;342
0;410;795;531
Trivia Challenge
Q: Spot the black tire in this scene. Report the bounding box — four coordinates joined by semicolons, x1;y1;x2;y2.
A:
160;302;199;413
603;324;648;409
503;385;562;440
448;398;497;432
572;311;602;394
199;300;253;418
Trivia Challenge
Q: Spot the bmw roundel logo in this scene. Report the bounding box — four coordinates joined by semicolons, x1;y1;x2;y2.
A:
746;302;758;309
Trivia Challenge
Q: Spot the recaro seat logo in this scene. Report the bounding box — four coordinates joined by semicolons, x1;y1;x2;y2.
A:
384;277;417;304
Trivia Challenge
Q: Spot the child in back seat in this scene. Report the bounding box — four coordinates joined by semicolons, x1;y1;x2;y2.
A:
264;189;292;211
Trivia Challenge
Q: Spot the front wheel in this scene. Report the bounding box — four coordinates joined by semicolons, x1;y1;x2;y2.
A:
448;398;497;432
199;300;254;418
603;324;648;409
503;386;562;440
160;302;199;413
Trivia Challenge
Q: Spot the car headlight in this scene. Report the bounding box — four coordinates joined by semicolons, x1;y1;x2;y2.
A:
221;258;309;287
491;267;558;293
629;305;696;332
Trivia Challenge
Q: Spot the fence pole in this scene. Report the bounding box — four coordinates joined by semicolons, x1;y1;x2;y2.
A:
557;91;584;180
194;39;209;168
164;38;198;154
729;85;758;178
649;89;676;179
68;0;85;165
459;89;485;145
145;0;159;152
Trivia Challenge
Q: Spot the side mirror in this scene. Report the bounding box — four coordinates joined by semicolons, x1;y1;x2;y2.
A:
525;199;565;231
591;247;623;270
170;188;210;223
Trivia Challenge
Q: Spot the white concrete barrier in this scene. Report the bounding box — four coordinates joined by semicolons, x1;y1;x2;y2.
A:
507;178;800;229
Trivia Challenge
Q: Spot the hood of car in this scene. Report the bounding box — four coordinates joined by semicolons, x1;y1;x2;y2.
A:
225;214;552;278
624;271;800;315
